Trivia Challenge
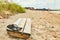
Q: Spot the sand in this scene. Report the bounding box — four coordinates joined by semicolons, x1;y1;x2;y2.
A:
0;9;60;40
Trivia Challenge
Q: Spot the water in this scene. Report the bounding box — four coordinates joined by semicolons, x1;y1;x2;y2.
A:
50;11;60;14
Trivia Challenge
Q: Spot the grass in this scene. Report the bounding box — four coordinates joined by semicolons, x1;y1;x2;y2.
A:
0;2;26;13
0;1;26;18
9;3;26;13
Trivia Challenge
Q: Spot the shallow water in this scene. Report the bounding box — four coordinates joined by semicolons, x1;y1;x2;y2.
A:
50;11;60;14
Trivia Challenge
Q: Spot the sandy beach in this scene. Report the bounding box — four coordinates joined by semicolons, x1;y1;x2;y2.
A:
0;9;60;40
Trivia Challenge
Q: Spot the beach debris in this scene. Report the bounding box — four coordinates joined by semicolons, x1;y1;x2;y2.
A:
7;18;31;39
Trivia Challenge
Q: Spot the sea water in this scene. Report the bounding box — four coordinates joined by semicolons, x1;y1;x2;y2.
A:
50;11;60;14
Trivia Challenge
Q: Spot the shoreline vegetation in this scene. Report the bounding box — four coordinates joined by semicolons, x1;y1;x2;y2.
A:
0;0;26;19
